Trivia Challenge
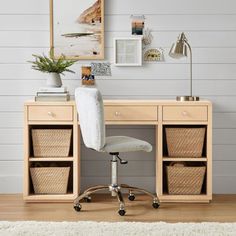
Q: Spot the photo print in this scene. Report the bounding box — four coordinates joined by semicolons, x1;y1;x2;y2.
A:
81;66;95;85
131;15;145;35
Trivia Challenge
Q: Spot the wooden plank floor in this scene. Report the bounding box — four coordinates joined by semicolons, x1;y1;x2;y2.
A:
0;194;236;222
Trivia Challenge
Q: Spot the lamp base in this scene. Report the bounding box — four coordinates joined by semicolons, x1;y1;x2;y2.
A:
176;96;200;101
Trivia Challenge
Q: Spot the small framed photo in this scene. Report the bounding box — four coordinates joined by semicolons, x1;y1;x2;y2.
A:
81;66;95;85
131;18;144;35
114;38;142;66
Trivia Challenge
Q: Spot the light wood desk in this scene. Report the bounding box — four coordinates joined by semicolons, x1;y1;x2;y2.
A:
24;100;212;203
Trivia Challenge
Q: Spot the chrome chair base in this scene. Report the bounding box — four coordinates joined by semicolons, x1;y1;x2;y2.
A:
73;183;160;216
73;153;160;216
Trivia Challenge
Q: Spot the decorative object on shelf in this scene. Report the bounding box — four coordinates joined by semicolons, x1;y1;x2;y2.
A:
29;53;75;88
91;62;111;76
114;38;142;66
169;32;199;101
81;66;95;85
142;28;153;47
50;0;104;60
144;48;164;62
131;15;145;35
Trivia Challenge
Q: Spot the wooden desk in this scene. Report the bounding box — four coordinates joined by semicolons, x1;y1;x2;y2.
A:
24;100;212;203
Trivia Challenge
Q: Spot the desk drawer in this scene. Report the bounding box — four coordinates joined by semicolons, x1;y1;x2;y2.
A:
163;106;207;121
28;106;73;121
104;106;158;121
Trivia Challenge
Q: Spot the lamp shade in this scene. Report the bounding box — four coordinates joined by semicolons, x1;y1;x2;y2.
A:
169;32;188;59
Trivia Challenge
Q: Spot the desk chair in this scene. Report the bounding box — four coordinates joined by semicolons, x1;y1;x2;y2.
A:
74;87;160;216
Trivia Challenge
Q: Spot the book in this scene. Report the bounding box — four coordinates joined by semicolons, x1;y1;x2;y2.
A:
35;90;70;102
38;87;67;93
36;92;69;97
35;94;70;102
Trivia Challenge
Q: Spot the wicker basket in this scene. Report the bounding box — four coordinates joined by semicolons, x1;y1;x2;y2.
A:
30;167;70;194
166;127;205;157
32;129;72;157
166;165;206;195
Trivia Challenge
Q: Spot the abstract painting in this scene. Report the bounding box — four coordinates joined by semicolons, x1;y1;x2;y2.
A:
50;0;104;60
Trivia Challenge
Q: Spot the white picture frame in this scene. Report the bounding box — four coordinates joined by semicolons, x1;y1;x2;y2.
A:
114;38;142;66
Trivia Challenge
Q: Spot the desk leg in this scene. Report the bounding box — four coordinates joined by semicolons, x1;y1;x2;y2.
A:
156;106;163;197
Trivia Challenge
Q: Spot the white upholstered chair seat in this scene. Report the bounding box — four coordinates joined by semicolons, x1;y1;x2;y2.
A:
102;136;152;153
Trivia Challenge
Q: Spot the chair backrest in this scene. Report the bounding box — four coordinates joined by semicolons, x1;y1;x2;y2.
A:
75;87;106;151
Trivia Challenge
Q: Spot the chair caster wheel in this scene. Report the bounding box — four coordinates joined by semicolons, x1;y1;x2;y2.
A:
83;196;91;203
128;194;135;201
74;204;82;212
118;209;126;216
152;202;160;209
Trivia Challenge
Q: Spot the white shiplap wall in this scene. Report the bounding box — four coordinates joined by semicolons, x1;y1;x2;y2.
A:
0;0;236;193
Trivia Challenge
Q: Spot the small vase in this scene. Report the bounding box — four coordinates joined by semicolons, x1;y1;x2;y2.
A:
46;73;62;87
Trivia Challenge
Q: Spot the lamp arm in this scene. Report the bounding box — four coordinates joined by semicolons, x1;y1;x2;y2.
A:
184;40;192;97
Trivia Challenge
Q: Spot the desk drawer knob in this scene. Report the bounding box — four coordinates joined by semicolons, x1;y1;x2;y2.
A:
48;111;54;117
182;111;188;116
115;111;121;116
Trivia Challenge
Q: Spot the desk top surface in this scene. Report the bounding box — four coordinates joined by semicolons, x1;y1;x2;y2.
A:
25;99;212;106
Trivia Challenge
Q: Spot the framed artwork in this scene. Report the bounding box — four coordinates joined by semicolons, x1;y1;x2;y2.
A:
50;0;104;60
114;38;142;66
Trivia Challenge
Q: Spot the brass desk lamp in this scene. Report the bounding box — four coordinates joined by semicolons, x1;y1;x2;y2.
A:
169;32;199;101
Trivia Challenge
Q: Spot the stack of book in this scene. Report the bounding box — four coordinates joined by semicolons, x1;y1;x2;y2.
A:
35;87;70;101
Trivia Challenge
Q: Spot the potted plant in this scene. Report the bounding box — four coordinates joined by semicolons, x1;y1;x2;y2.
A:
29;53;76;87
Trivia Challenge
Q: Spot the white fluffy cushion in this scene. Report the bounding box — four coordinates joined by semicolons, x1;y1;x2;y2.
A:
75;87;106;151
75;86;152;153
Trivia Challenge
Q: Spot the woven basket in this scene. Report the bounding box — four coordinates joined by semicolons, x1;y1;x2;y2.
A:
30;167;70;194
32;129;72;157
167;165;206;195
166;127;205;157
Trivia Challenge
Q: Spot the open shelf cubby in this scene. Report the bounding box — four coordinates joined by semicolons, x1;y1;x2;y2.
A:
29;125;74;159
29;161;74;195
162;162;207;196
159;124;210;201
162;125;207;159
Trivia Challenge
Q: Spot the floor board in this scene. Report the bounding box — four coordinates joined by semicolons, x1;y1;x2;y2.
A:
0;194;236;222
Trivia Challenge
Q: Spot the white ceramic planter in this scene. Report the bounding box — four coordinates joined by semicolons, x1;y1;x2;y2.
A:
46;73;62;87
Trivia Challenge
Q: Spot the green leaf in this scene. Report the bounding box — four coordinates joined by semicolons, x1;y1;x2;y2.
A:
28;52;76;75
